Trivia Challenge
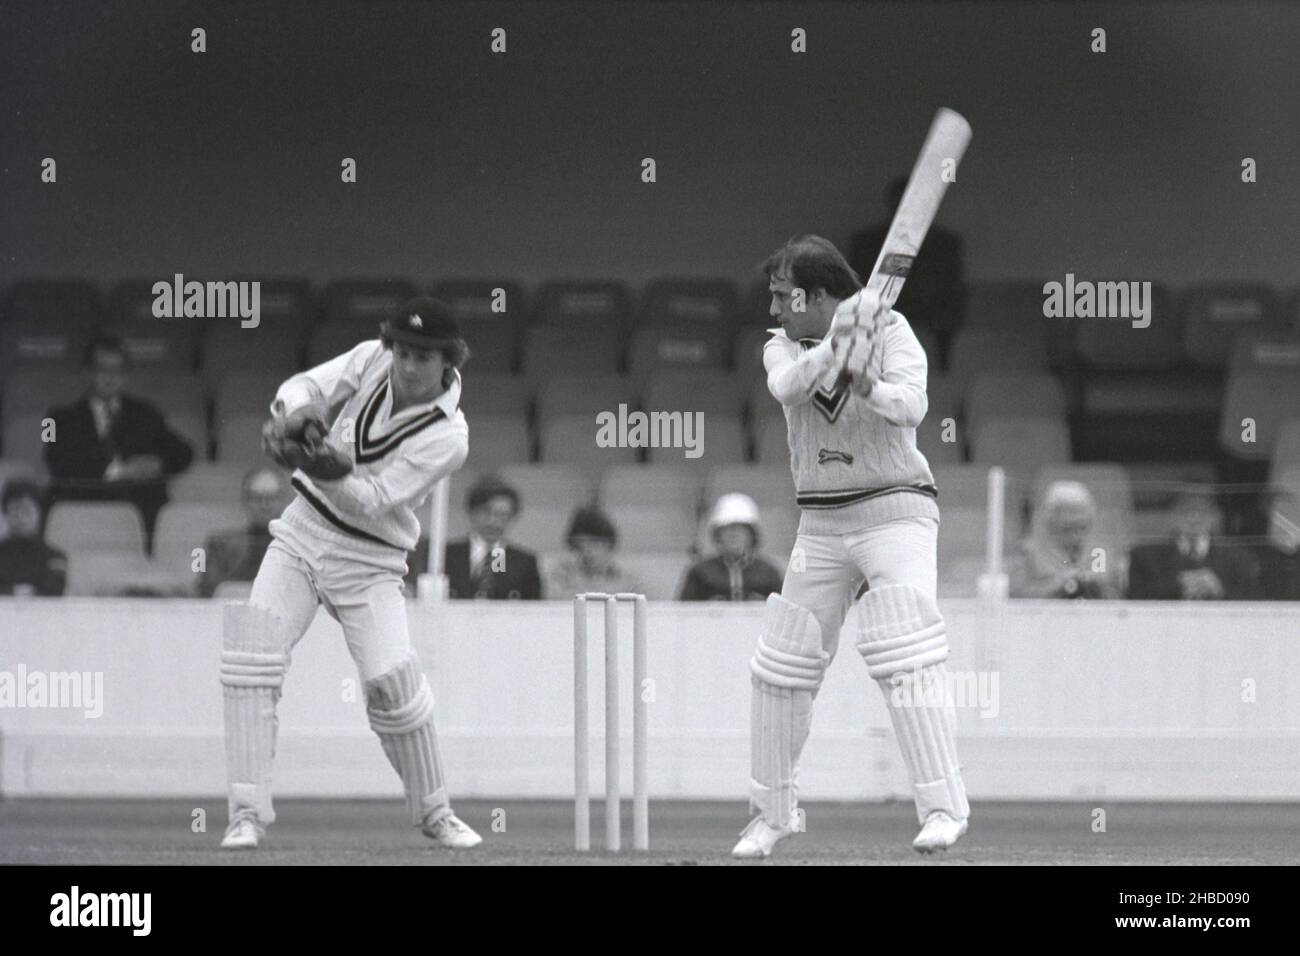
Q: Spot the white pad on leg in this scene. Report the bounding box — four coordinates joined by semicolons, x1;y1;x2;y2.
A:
853;584;969;823
749;594;828;827
221;603;289;824
366;652;448;826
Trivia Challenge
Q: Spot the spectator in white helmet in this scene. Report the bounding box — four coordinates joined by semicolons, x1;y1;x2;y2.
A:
679;493;783;601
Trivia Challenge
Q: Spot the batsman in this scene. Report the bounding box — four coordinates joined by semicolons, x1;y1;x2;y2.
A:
734;235;969;858
220;297;482;850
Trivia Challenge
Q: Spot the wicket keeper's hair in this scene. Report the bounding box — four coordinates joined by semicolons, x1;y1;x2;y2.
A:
762;234;861;301
83;334;130;368
466;474;521;516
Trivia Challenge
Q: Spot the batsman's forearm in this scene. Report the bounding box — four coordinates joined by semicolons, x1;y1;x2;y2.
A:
766;338;836;405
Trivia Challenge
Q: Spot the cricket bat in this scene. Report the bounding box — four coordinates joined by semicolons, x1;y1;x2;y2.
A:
832;108;971;384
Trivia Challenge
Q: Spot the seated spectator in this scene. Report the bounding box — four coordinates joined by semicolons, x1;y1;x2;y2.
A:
1128;488;1262;600
1009;481;1122;599
0;477;67;596
197;466;291;597
406;475;541;599
679;493;782;601
43;335;194;553
546;506;641;599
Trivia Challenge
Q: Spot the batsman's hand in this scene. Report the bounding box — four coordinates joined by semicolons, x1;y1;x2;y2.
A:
262;407;353;481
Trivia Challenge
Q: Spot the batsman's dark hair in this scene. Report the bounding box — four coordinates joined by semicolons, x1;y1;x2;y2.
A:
761;235;862;301
466;474;521;516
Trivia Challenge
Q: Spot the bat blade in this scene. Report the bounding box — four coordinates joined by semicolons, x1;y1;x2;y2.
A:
863;107;972;312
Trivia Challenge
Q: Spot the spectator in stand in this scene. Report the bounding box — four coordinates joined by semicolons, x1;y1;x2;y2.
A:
679;493;783;601
545;506;641;599
43;335;194;553
1009;480;1122;599
197;466;292;598
1128;488;1262;600
0;477;67;596
406;475;541;599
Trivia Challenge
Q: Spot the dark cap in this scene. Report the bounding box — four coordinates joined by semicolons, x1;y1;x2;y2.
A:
380;297;462;350
566;506;618;547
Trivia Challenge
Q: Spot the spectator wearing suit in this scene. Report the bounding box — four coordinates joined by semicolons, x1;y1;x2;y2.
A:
1128;488;1262;600
545;506;641;599
679;493;783;601
43;336;194;553
0;477;67;596
197;466;293;598
1009;481;1123;599
407;475;541;599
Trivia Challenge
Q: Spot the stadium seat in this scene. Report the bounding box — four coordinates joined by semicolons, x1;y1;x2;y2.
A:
748;375;782;424
306;317;379;367
1072;284;1179;369
459;372;532;419
964;281;1046;329
1182;283;1283;367
46;501;145;554
970;416;1071;479
200;318;305;386
0;409;49;469
105;319;198;369
464;414;532;470
243;277;314;328
169;462;259;506
4;278;101;329
643;370;743;418
215;413;269;465
213;369;292;421
532;280;632;334
732;326;773;383
645;413;744;468
639;278;739;335
63;550;159;597
506;505;577;555
946;325;1051;393
1122;461;1217;510
0;314;90;373
496;463;593;511
965;370;1067;425
538;415;639;480
606;502;699;553
323;278;418;325
752;415;789;465
520;324;622;380
2;364;84;413
153;502;247;591
432;279;527;374
535;374;633;422
627;326;727;385
600;463;703;513
1270;420;1300;483
1219;334;1300;461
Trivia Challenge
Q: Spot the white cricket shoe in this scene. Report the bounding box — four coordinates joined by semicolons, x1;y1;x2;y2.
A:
912;811;967;854
731;813;795;859
220;809;265;850
421;811;483;849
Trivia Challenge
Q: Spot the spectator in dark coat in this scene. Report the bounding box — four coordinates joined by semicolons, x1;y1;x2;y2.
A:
1128;488;1262;600
43;335;194;553
407;474;541;599
197;466;292;597
0;477;67;596
679;493;783;601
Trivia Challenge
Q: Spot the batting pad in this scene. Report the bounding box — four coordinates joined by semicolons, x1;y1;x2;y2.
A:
221;603;290;824
749;595;828;827
365;653;448;826
853;585;969;823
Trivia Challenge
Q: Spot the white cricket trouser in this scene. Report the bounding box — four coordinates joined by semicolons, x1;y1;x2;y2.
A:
781;515;938;660
249;502;413;680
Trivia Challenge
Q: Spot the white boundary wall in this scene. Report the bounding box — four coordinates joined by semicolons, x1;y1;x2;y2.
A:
2;598;1299;800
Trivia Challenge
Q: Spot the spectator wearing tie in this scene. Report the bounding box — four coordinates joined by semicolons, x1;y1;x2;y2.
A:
1128;488;1262;600
679;493;783;601
407;475;541;599
0;477;67;596
43;335;194;553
